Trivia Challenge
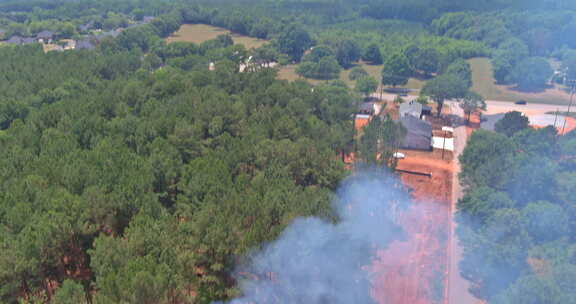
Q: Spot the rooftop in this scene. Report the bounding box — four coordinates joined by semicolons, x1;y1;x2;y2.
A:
36;30;55;39
399;101;423;118
400;115;433;151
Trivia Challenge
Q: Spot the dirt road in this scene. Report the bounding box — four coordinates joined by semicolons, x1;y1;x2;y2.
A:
372;148;452;304
446;102;482;304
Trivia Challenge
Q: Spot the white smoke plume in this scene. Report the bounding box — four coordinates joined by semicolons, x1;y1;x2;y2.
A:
220;169;412;304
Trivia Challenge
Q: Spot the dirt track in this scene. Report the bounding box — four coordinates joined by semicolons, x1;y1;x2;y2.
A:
371;148;452;304
447;102;484;304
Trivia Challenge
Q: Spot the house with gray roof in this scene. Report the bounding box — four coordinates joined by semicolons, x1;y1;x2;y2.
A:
358;102;375;115
5;36;23;44
36;30;55;43
5;36;36;45
399;101;424;119
400;115;433;151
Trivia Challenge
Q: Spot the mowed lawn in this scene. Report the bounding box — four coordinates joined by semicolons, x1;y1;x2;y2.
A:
278;62;425;94
166;24;267;49
469;57;571;105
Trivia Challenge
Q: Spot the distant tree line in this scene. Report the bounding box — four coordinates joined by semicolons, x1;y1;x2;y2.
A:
431;9;576;89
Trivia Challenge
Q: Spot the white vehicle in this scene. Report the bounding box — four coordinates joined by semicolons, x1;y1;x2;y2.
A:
393;152;406;159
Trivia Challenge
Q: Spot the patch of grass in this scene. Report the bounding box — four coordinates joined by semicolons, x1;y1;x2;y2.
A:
166;24;267;49
469;57;571;105
278;61;425;93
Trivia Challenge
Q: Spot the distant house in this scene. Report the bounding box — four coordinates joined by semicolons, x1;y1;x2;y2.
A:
400;115;433;151
399;101;423;119
36;30;55;44
358;102;376;115
5;36;36;45
355;114;371;132
22;37;36;44
5;36;23;44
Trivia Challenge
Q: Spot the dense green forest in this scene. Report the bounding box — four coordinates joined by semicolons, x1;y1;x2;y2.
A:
0;7;356;302
458;121;576;303
0;0;576;303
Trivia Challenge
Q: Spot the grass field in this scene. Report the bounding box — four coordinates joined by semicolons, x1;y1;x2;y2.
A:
166;24;267;49
469;57;571;105
278;62;425;94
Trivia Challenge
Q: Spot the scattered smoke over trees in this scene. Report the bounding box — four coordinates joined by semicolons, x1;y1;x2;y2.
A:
457;127;576;303
220;170;410;304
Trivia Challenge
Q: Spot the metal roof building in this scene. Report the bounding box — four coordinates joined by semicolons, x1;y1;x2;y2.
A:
400;101;423;119
358;102;375;115
400;115;433;151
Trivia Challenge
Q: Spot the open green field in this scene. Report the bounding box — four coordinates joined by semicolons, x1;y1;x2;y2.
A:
278;62;425;94
166;24;267;49
469;57;571;105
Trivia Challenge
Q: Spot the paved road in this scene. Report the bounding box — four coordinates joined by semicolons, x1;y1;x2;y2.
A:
446;102;482;304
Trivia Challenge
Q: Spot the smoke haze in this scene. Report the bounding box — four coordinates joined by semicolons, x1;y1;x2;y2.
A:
221;169;411;304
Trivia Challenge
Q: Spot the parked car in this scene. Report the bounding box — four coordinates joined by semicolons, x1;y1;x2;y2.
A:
393;152;406;159
515;100;527;105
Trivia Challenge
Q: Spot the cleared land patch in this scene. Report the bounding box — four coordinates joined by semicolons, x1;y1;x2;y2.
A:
278;62;425;93
469;57;571;105
166;24;267;49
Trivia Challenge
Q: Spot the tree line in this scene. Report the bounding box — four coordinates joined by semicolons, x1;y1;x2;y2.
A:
457;116;576;303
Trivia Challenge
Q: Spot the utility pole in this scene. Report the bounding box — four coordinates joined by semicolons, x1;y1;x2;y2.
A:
442;129;447;160
561;79;576;135
553;108;559;129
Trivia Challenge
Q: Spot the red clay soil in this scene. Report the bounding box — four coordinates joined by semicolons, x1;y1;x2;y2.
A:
556;116;576;135
371;149;453;304
355;116;371;132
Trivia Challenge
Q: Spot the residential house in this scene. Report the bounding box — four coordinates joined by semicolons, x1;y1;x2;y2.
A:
355;114;371;132
400;115;433;151
355;102;379;132
36;30;55;44
399;101;423;119
22;37;36;44
358;102;376;115
5;36;36;45
5;36;23;44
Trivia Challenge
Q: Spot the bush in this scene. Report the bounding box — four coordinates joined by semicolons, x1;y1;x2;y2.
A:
349;66;369;81
296;56;341;80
